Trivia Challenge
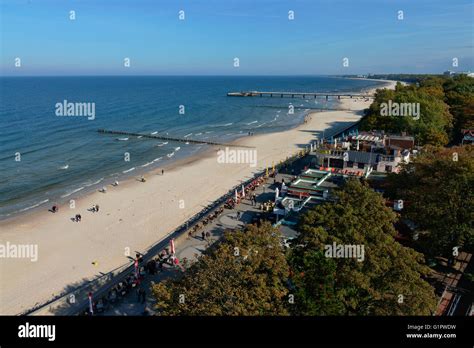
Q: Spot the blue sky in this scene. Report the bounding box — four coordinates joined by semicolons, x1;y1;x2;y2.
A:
1;0;473;75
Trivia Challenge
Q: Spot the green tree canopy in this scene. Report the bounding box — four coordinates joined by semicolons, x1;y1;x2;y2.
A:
290;179;438;315
443;75;474;143
152;222;290;315
385;145;474;259
361;80;452;146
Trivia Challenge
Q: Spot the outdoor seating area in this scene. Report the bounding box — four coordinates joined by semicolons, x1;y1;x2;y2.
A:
288;178;329;197
318;166;366;177
299;168;330;181
224;174;268;209
267;164;350;223
80;247;185;316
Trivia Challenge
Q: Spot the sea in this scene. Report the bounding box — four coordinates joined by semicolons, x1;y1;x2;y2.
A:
0;76;383;219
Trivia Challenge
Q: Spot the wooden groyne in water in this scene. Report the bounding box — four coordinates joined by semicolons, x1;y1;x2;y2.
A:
227;91;374;100
97;129;254;148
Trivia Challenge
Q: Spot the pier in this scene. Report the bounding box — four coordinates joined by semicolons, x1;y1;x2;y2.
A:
97;129;254;148
227;91;375;100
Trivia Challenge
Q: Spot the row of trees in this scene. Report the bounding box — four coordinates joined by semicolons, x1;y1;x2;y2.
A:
152;223;291;315
152;180;438;315
359;75;473;146
384;145;474;259
357;74;473;259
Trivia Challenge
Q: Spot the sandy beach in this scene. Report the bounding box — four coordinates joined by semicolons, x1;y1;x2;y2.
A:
0;80;396;315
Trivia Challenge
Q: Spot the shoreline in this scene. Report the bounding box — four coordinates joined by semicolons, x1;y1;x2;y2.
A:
0;115;311;222
0;77;390;223
0;79;396;315
0;111;307;222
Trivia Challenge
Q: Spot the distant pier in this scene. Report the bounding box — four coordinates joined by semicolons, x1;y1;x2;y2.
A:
227;91;375;100
97;129;254;148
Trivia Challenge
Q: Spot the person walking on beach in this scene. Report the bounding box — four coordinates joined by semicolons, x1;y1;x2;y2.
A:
95;204;99;212
162;169;164;175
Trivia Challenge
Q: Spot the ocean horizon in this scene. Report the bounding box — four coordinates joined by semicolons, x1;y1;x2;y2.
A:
0;75;383;219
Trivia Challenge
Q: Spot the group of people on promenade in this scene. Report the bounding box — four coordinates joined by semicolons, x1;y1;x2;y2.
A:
84;247;185;315
188;206;224;237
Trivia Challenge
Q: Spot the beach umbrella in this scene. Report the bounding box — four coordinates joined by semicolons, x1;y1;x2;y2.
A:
170;238;176;254
241;184;245;198
275;187;279;200
235;189;239;202
272;161;275;172
88;292;94;315
265;167;269;178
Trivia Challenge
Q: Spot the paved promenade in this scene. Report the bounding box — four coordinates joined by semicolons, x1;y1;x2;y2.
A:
101;172;298;315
